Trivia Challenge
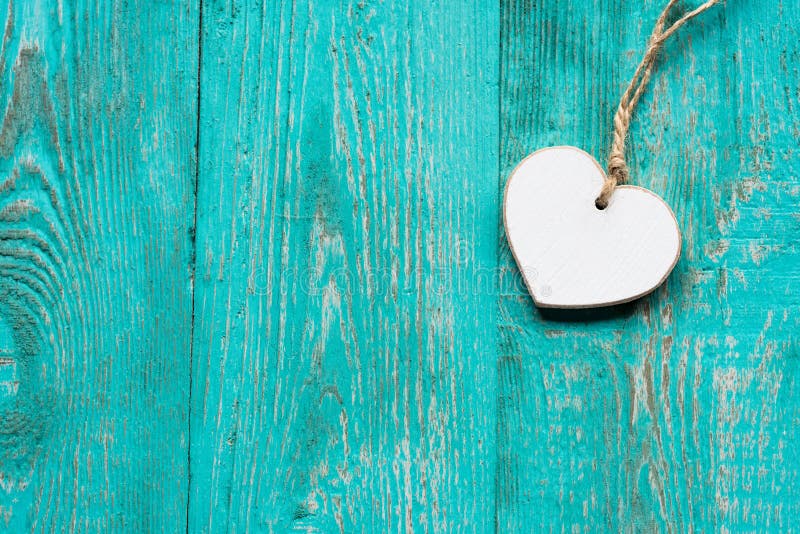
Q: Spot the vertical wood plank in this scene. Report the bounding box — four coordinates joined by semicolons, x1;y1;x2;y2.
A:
190;0;499;531
500;0;800;531
0;0;198;531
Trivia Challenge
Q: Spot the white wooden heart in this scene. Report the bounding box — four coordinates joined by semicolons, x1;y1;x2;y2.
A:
503;146;681;309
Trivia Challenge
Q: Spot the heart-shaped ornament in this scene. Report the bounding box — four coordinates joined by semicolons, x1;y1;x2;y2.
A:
503;146;681;309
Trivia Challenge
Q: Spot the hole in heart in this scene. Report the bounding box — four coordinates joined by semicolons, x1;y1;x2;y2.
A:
595;197;608;210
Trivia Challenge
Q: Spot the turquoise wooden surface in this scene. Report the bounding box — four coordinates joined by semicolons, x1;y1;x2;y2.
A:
190;1;498;530
0;0;799;532
500;0;800;531
0;0;198;531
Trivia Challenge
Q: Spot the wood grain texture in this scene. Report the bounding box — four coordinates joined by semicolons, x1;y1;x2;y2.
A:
1;1;799;532
0;0;198;531
189;0;499;531
500;0;800;531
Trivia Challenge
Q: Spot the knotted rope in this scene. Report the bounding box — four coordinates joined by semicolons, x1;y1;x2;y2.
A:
596;0;722;209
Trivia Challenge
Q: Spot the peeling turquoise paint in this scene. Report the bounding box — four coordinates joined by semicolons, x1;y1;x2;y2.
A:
0;0;798;531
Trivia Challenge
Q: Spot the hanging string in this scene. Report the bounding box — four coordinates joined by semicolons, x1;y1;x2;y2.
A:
595;0;722;209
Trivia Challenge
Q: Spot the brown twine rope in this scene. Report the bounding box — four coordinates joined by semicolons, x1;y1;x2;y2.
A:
595;0;722;209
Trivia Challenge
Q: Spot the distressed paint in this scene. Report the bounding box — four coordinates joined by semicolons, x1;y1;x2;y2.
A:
189;0;499;532
499;0;800;531
0;0;798;532
0;0;198;531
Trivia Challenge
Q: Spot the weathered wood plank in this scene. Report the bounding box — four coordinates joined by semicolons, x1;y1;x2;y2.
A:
499;0;800;531
189;0;499;531
0;1;198;530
